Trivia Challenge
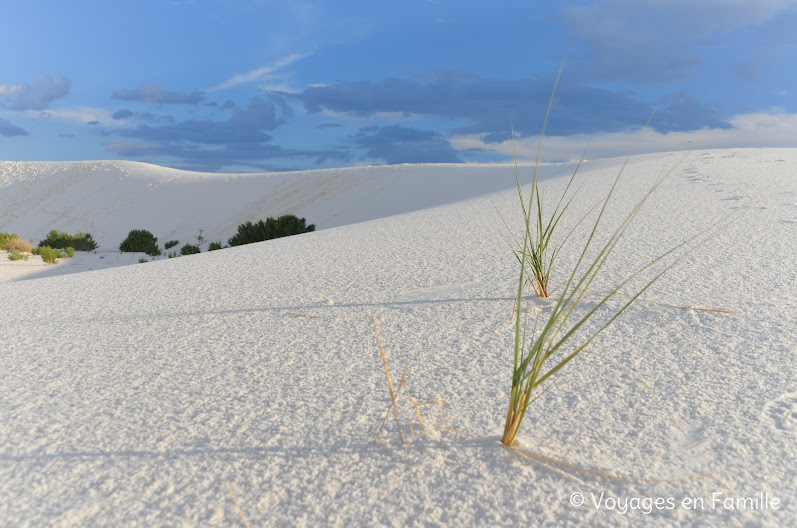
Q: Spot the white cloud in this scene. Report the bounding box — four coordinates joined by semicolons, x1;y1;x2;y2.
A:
210;52;314;92
0;82;23;96
450;110;797;162
0;75;71;110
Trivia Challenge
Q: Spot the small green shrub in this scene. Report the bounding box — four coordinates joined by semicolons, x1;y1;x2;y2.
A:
1;233;34;253
139;258;148;263
119;230;161;256
64;247;75;258
208;241;223;251
228;214;315;247
164;240;179;250
38;246;61;264
180;244;200;255
39;230;97;251
0;233;15;248
8;250;28;261
167;251;178;258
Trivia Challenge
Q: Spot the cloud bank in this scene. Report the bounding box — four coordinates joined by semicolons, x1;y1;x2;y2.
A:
297;68;729;139
105;96;347;171
451;109;797;163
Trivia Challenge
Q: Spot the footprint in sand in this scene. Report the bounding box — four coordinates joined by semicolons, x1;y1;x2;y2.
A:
763;392;797;432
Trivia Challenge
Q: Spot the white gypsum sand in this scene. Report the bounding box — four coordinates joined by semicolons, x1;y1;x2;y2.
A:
0;149;794;526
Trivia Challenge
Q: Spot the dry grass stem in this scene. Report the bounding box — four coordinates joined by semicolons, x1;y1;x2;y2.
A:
372;314;403;443
372;314;453;446
226;479;251;528
319;293;334;304
375;362;408;445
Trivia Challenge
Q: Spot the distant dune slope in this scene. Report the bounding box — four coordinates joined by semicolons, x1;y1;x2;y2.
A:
0;159;593;250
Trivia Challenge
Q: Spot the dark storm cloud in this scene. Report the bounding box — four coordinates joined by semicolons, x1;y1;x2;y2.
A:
112;109;134;120
352;125;462;164
111;97;281;145
297;68;729;137
0;117;28;137
104;96;347;171
654;93;731;131
112;83;205;104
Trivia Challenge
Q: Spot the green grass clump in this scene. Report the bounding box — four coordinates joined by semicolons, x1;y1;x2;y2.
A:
38;246;61;264
208;241;223;251
8;250;28;261
180;244;200;255
38;229;97;251
227;214;315;247
119;229;161;256
64;247;75;258
508;140;586;298
500;60;703;447
164;240;179;250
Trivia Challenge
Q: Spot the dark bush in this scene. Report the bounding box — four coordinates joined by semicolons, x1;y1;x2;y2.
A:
208;241;223;251
120;230;161;256
164;240;179;250
39;230;98;251
180;244;200;255
228;214;315;247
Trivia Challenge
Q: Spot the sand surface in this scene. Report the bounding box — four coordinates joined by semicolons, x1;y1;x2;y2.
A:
1;149;795;526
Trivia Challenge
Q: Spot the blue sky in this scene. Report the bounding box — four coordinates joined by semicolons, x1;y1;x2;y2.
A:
2;0;797;172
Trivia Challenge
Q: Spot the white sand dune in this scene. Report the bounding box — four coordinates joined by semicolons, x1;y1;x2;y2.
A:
0;149;795;526
0;159;597;251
